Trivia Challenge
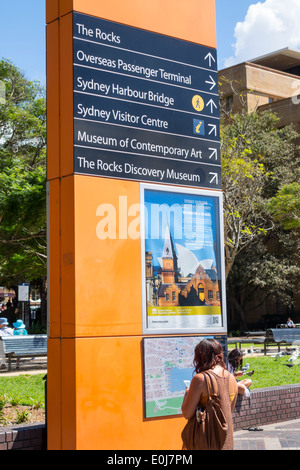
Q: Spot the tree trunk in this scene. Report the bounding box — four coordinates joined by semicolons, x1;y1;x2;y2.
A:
230;295;248;331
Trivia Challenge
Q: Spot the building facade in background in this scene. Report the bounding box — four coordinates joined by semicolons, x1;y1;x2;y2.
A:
219;48;300;139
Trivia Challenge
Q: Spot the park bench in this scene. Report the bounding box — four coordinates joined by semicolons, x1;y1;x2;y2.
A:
263;328;300;355
245;331;266;337
227;337;265;350
0;335;47;371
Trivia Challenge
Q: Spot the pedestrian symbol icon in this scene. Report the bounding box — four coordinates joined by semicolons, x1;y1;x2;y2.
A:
192;95;205;112
193;119;205;136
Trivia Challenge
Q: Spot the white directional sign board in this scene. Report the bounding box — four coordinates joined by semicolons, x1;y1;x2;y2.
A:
18;283;30;302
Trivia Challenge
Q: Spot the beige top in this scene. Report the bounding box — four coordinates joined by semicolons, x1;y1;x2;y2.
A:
207;370;236;450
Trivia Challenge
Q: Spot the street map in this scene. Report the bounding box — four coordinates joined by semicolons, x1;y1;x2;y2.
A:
143;335;227;418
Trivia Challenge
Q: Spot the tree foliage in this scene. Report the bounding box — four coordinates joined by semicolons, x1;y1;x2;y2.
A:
221;110;300;329
221;113;271;278
268;182;300;230
0;59;47;288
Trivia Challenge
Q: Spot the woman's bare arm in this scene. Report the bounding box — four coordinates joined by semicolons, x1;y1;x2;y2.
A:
181;374;205;419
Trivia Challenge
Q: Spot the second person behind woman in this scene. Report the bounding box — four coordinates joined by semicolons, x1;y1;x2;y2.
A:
228;348;253;397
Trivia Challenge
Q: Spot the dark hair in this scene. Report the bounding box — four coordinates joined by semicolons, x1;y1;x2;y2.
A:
228;348;243;371
193;338;226;374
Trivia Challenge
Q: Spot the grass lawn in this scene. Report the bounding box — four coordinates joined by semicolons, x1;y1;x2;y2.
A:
0;374;45;407
0;353;299;408
236;355;300;389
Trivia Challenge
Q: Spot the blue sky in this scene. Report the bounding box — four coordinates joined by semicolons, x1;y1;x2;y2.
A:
0;1;299;85
215;0;256;68
0;0;46;84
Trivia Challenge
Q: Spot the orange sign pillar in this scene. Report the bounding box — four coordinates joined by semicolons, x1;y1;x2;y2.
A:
46;0;218;450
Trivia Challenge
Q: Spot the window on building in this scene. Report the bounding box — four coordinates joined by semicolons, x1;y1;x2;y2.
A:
226;95;233;114
269;97;279;103
198;283;205;301
172;292;176;301
208;290;213;300
198;284;204;295
166;294;169;302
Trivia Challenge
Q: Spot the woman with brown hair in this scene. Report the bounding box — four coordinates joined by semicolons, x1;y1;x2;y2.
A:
228;348;253;396
181;338;238;450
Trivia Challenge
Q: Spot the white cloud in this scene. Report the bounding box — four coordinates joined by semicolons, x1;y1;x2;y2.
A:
225;0;300;67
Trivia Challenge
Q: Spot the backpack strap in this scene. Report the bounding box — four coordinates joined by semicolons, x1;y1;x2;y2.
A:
203;371;219;397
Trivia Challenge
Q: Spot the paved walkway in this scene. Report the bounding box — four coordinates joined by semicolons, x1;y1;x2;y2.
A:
234;418;300;450
0;357;47;376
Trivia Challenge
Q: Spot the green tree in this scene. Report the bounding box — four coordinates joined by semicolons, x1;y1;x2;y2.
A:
268;183;300;230
0;59;47;324
227;230;300;330
221;110;300;330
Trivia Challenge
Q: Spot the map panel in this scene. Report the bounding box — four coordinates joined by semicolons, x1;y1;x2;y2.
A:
143;335;227;418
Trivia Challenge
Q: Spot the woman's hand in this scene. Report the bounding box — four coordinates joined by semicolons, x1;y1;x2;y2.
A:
181;374;205;420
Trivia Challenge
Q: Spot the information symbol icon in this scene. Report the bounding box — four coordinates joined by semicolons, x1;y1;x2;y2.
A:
192;95;204;112
193;119;205;136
